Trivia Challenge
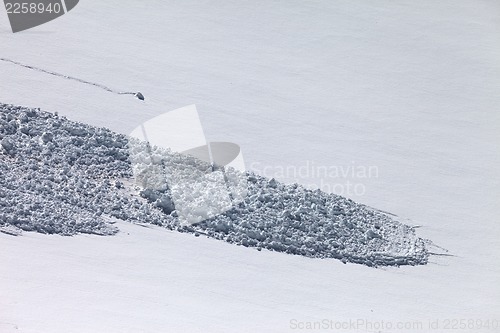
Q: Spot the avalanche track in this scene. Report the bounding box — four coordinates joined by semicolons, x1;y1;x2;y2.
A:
0;103;430;266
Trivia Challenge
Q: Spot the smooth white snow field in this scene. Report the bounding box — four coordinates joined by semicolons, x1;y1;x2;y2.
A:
1;0;499;332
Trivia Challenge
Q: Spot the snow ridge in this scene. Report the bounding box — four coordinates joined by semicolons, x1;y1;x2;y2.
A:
0;103;429;266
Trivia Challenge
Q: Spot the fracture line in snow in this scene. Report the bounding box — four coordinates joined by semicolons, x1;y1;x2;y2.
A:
0;57;136;96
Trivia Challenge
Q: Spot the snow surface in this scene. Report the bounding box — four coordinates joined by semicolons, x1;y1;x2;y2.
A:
1;0;499;332
0;103;429;266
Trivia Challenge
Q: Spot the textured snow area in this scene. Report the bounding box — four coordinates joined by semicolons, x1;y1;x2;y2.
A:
0;220;455;333
0;103;428;266
0;0;499;332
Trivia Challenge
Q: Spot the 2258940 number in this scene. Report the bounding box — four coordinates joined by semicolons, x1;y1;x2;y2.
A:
5;2;62;14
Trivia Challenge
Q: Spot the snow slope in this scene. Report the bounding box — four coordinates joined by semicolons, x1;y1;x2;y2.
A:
0;104;430;266
1;0;499;332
